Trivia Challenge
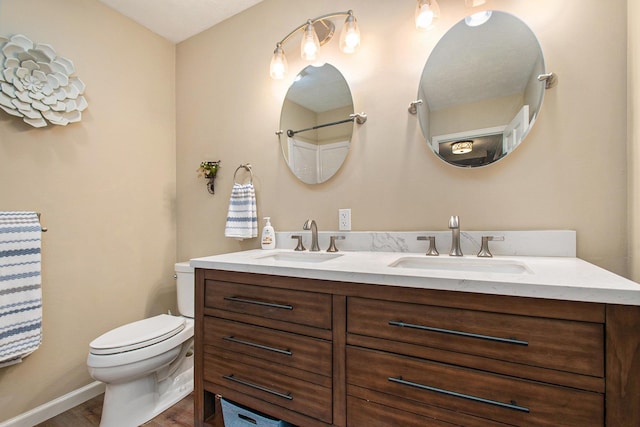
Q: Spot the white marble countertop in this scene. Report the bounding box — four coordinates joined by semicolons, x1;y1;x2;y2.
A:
190;248;640;306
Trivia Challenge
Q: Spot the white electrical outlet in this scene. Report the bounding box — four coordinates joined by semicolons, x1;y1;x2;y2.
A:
339;208;351;231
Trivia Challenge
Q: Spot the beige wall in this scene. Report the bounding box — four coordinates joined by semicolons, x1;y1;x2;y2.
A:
630;1;640;281
281;98;316;145
0;0;176;421
177;0;629;277
0;0;636;422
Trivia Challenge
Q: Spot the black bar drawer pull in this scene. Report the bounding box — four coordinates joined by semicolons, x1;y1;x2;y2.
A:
223;336;293;356
223;374;293;400
224;296;293;310
389;320;528;346
388;376;529;413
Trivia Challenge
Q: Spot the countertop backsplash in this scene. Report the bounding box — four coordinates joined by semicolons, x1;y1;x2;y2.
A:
274;231;576;257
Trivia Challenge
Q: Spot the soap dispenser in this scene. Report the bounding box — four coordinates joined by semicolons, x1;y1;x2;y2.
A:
261;217;276;249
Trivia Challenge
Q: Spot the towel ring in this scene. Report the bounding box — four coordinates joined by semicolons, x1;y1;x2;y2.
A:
233;163;254;184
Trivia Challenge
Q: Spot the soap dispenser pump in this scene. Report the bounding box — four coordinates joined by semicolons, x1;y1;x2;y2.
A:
261;217;276;249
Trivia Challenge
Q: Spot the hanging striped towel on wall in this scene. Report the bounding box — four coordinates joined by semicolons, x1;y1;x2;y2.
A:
0;212;42;367
224;183;258;239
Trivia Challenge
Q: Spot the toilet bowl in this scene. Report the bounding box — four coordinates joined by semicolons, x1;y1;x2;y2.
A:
87;262;194;427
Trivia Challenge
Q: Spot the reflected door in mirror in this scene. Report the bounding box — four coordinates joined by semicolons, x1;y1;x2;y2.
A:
279;63;355;184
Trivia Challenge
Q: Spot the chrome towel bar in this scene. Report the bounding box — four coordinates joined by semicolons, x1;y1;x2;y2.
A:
277;112;367;137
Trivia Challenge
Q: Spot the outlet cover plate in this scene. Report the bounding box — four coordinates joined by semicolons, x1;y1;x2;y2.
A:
339;208;351;231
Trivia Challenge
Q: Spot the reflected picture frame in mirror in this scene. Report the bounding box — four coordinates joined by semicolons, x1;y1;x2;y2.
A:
416;11;551;168
278;63;356;184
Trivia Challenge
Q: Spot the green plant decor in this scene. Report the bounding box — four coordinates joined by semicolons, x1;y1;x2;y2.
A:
197;161;220;194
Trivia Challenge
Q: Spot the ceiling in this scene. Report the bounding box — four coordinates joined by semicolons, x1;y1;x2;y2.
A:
287;64;353;113
423;12;541;111
98;0;264;43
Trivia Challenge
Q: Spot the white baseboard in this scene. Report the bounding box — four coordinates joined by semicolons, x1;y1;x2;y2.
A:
0;381;105;427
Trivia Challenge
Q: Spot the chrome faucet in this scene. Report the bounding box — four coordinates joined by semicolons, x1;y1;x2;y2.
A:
448;215;463;256
303;219;320;251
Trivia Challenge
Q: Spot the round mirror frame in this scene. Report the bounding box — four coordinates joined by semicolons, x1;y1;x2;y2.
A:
278;63;355;184
417;11;549;168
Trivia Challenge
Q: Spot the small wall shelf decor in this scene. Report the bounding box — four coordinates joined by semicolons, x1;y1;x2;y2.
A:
0;34;88;128
197;161;221;194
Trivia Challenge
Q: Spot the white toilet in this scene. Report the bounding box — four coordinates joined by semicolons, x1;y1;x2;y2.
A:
87;262;195;427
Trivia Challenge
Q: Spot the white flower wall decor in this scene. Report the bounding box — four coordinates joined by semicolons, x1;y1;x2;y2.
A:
0;34;88;128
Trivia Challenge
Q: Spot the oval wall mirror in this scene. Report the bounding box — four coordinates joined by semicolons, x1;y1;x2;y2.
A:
279;63;355;184
417;11;548;167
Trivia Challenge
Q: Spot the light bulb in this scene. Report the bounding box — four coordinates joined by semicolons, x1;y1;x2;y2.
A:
415;0;440;31
340;12;360;54
270;44;288;79
301;20;320;61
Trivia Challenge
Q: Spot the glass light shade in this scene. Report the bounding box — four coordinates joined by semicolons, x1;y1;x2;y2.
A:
415;0;440;31
340;13;360;54
465;11;492;27
270;45;288;79
301;21;320;61
452;141;473;154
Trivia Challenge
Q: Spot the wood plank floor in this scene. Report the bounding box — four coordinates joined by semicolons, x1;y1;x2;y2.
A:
35;393;193;426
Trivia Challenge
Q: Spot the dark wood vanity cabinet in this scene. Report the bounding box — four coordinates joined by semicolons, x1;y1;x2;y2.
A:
195;268;640;427
346;297;604;426
195;270;336;427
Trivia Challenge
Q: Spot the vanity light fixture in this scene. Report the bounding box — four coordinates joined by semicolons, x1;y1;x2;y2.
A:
270;10;361;80
415;0;489;32
415;0;440;31
301;20;321;61
452;141;473;155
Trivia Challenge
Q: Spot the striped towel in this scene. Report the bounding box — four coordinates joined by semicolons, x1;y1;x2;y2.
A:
224;183;258;239
0;212;42;367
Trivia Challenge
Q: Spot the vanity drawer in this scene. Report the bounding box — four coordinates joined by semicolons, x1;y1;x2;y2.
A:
347;297;603;376
347;395;513;427
205;281;332;329
346;347;603;427
203;317;332;377
347;396;458;427
204;351;332;424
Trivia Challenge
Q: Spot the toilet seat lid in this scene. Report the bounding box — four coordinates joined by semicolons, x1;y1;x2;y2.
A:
90;314;185;355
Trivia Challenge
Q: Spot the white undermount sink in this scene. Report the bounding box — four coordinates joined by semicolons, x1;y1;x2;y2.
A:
389;256;532;274
257;252;344;263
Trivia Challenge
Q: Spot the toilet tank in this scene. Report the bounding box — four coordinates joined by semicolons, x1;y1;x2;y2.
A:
175;262;194;318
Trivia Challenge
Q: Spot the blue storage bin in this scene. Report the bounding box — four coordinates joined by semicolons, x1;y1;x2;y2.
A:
221;398;293;427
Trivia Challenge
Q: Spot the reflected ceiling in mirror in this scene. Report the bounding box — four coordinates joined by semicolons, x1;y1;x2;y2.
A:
417;11;547;167
279;63;355;184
